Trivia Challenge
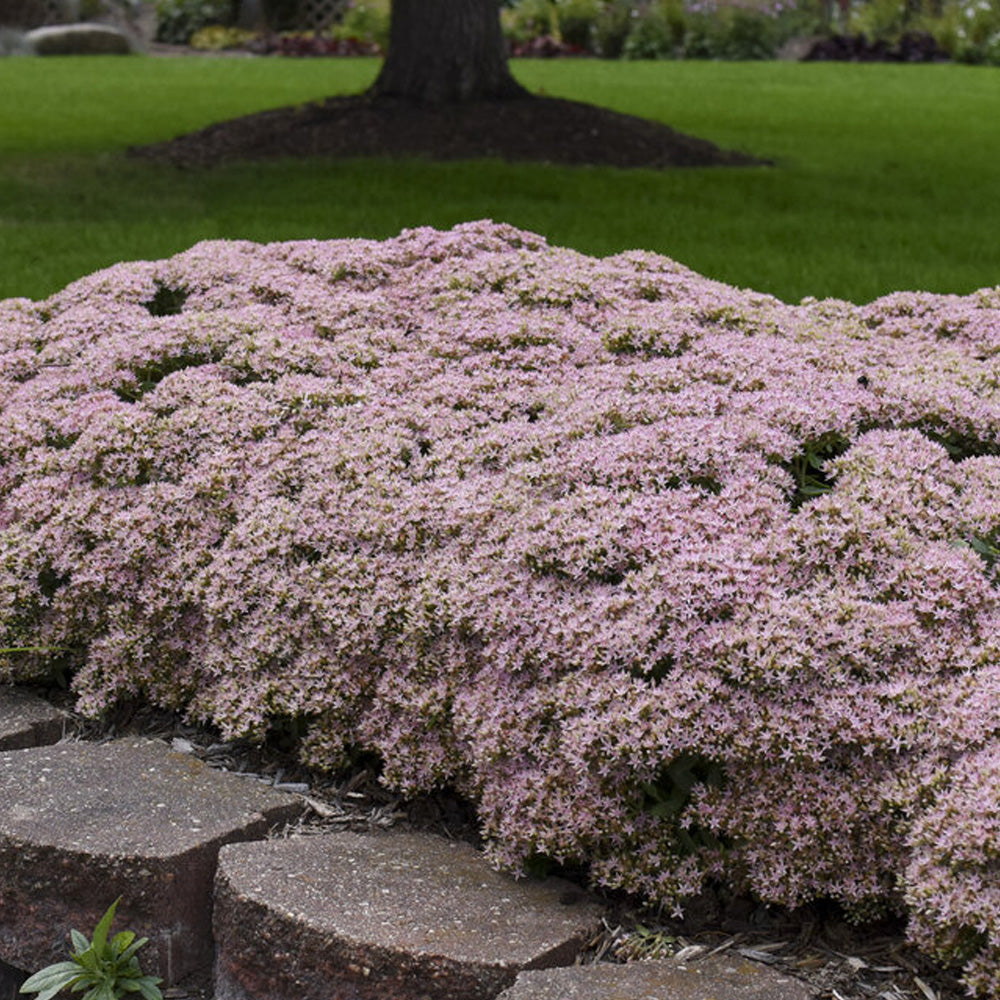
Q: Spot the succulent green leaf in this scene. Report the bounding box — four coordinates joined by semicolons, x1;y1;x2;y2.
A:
968;535;1000;567
676;827;699;853
646;789;686;818
665;755;697;793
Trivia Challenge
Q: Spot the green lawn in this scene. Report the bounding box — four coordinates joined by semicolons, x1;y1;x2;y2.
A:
0;55;998;304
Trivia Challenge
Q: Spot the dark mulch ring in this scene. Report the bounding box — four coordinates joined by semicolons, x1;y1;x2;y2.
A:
129;93;769;170
31;684;963;1000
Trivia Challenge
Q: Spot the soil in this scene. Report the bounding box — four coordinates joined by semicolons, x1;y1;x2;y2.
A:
129;91;769;170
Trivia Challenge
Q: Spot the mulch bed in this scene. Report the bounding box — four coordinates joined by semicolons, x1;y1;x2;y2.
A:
129;93;769;170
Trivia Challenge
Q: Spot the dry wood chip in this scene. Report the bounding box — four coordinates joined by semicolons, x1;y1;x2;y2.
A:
702;934;744;959
590;922;623;963
751;941;788;953
673;945;707;962
273;781;310;793
793;955;829;970
737;947;779;964
302;795;342;818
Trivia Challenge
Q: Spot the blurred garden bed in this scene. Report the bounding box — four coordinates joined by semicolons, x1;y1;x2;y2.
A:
143;0;1000;65
2;0;996;63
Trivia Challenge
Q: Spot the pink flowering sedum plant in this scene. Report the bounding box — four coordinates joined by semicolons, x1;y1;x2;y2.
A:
1;221;1000;992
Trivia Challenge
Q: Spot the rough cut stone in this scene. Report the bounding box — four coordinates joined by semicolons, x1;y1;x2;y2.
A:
26;23;132;55
496;954;814;1000
213;831;605;1000
0;686;66;750
0;737;303;986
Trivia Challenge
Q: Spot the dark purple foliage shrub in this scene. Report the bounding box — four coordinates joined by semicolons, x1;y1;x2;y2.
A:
246;33;381;56
2;222;1000;992
509;35;587;57
803;31;950;62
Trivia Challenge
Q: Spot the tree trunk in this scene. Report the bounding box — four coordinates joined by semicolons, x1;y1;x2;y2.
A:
371;0;528;104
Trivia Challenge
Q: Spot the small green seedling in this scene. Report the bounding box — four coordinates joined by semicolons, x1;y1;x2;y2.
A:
19;897;163;1000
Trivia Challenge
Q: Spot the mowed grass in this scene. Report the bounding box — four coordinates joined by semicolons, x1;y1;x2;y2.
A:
0;55;998;303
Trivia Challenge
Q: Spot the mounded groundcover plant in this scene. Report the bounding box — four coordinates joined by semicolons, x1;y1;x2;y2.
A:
1;221;1000;991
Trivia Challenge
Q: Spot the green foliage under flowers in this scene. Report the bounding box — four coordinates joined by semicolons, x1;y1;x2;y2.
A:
501;0;999;62
504;0;821;60
154;0;232;44
965;533;1000;570
592;0;635;55
840;0;1000;62
683;5;784;59
913;0;1000;63
188;24;255;49
19;898;163;1000
849;0;911;39
619;0;798;61
622;0;686;58
502;0;560;43
558;0;605;45
641;754;726;855
332;0;390;49
785;434;852;510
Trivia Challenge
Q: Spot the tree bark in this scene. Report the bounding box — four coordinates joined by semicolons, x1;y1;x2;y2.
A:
371;0;528;104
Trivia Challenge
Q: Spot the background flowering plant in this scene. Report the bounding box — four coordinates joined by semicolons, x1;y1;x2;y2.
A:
1;222;999;992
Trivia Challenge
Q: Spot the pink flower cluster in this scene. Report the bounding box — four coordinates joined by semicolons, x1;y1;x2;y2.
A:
1;221;999;991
